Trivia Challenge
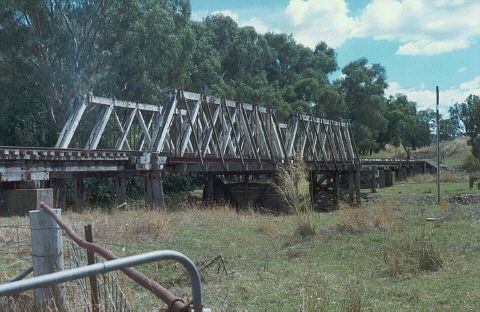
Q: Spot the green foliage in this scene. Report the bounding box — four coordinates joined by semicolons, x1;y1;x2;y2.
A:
383;94;431;156
338;58;389;154
461;152;480;172
451;95;480;158
162;173;203;193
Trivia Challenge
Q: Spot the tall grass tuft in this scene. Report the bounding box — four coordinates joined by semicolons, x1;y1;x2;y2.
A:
411;227;443;271
383;226;443;276
276;161;315;237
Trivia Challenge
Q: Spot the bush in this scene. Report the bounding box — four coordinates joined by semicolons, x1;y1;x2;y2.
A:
461;152;480;172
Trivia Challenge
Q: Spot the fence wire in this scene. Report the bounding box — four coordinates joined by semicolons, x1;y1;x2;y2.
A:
0;224;32;284
63;236;132;312
0;222;132;312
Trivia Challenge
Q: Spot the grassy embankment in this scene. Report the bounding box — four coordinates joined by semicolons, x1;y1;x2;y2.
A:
1;178;480;311
365;137;470;169
1;139;479;311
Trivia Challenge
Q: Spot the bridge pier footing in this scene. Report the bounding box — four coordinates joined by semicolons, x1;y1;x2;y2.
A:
115;176;127;209
355;170;361;205
0;186;53;216
50;178;66;209
73;175;85;212
144;171;165;210
385;170;395;187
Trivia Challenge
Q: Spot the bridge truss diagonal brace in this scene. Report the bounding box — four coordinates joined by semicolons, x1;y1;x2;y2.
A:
55;94;89;149
149;92;178;153
85;102;114;150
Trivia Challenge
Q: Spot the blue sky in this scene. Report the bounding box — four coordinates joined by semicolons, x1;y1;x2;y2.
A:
192;0;480;114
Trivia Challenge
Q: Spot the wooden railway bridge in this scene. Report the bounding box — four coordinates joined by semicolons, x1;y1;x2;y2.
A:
0;90;433;214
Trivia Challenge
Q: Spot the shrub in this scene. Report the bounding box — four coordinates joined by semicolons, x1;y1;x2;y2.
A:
461;152;480;172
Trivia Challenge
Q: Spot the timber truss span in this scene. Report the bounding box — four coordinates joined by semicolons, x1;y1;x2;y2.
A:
52;90;359;173
0;90;363;211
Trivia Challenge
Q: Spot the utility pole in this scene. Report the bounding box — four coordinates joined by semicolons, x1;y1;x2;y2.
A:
436;86;440;204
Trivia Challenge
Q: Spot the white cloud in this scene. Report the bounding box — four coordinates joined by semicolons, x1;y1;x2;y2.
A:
211;9;239;21
193;1;480;55
285;0;356;48
244;17;269;33
459;75;480;90
458;67;467;73
395;39;471;56
282;0;480;55
387;77;479;114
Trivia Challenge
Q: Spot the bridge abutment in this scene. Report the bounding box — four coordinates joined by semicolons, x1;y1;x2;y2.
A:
0;185;53;216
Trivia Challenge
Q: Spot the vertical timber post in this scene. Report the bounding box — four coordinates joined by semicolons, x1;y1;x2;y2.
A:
29;209;65;311
203;173;215;201
73;175;85;212
144;171;165;210
51;179;66;210
309;171;316;210
115;176;127;209
84;224;99;312
244;173;249;207
348;170;354;204
333;172;340;199
355;170;361;205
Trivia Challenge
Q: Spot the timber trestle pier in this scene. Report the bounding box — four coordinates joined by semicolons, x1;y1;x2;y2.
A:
0;90;435;214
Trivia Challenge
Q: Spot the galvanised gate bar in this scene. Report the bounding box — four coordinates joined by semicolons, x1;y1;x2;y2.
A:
0;89;362;213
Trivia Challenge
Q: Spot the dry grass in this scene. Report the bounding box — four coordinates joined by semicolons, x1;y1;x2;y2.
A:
413;137;469;159
63;209;171;243
276;161;315;237
176;202;242;227
335;207;404;234
344;287;363;312
299;274;329;312
257;221;280;236
409;171;462;184
383;227;443;276
335;208;372;234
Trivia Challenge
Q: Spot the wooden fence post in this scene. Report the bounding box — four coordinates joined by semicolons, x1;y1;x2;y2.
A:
29;209;65;311
85;224;100;312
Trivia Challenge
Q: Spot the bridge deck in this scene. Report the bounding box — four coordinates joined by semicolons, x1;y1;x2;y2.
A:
0;146;360;182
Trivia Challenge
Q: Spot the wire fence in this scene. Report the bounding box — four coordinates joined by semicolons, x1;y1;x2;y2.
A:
63;236;132;312
0;224;32;284
0;222;133;312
